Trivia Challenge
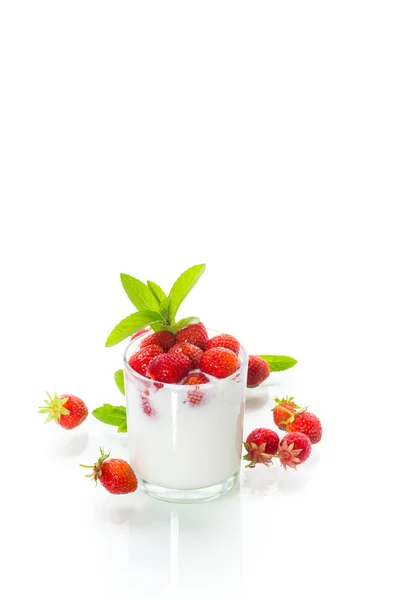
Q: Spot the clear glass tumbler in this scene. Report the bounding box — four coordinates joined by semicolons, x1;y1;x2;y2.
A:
123;328;248;503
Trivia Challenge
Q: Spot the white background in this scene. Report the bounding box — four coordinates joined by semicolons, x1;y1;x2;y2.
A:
1;2;399;599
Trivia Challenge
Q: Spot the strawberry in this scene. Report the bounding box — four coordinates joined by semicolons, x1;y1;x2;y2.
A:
39;392;88;429
278;432;311;469
128;344;164;377
183;372;210;406
243;428;280;467
200;347;240;379
176;322;208;350
140;388;155;416
147;352;191;384
81;448;137;494
183;372;210;385
206;334;240;356
272;396;302;430
286;412;322;444
169;342;203;369
247;355;270;387
140;330;176;351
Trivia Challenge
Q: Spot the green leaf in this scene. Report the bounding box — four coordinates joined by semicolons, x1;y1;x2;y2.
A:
118;421;128;433
159;297;171;322
114;370;125;395
167;316;200;333
92;404;127;431
167;264;206;321
174;316;200;330
147;280;167;305
258;355;298;372
120;274;159;312
105;310;164;347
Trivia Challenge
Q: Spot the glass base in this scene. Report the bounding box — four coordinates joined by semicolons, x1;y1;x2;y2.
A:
139;469;240;503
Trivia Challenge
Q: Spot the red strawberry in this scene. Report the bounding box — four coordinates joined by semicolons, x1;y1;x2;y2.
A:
147;353;191;384
169;342;203;369
286;412;322;444
183;372;210;385
140;330;176;351
140;388;155;416
278;432;312;469
128;344;164;377
243;428;280;467
131;328;150;341
247;355;270;387
200;347;239;379
39;392;88;430
183;372;210;406
206;334;240;356
176;322;208;350
81;448;137;494
272;396;302;430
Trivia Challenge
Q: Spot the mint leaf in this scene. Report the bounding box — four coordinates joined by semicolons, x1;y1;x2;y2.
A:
258;355;298;372
92;404;127;432
105;310;164;347
167;264;206;321
120;274;159;312
170;316;200;333
114;370;125;395
147;280;167;305
159;297;171;322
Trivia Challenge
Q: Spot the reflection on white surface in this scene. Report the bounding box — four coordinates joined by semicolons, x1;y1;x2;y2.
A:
51;429;89;458
170;510;179;590
126;486;242;599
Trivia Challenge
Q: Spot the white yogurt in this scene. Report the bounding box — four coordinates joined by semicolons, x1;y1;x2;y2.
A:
124;331;247;491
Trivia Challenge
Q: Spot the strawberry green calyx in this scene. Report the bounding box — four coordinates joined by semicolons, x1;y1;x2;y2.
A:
272;396;306;425
80;448;110;484
38;392;70;424
242;442;275;468
280;407;308;426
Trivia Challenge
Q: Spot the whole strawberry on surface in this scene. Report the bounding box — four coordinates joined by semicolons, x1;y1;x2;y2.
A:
243;428;280;467
39;392;88;429
278;432;312;470
286;411;322;444
272;396;302;430
81;448;138;494
247;355;270;387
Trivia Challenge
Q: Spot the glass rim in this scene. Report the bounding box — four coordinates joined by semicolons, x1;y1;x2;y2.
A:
123;327;249;390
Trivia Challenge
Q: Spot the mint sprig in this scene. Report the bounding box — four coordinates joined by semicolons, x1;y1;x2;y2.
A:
258;355;297;372
92;404;127;433
105;264;205;347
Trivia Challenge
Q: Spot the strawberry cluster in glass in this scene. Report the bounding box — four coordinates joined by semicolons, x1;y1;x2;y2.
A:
127;323;242;385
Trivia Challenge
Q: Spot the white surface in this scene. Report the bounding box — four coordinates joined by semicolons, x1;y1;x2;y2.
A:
1;2;399;599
